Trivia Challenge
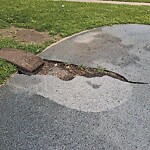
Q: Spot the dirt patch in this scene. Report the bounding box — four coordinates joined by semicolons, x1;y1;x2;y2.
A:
17;60;148;84
36;60;104;80
21;60;128;82
0;26;61;44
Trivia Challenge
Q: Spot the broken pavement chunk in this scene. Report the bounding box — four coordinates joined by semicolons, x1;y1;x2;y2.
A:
0;48;44;74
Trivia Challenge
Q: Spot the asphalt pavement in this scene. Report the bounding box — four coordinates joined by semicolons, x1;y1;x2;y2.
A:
0;24;150;150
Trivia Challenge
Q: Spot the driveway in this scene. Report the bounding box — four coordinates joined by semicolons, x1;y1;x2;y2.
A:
0;24;150;150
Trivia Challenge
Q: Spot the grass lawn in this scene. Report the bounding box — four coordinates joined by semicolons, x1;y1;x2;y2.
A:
0;0;150;84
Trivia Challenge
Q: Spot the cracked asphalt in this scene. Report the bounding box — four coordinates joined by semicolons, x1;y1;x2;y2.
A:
0;24;150;150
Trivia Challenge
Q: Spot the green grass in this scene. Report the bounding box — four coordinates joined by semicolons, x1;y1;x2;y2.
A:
0;0;150;36
0;38;50;54
0;0;150;84
0;38;53;84
111;0;150;3
0;59;16;85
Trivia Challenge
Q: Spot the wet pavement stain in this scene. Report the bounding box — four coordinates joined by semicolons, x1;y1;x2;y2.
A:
86;81;101;89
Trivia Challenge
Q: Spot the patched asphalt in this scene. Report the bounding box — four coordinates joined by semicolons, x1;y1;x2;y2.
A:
0;24;150;150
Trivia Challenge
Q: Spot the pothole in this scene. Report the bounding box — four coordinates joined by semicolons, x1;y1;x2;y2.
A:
0;48;147;84
18;60;148;84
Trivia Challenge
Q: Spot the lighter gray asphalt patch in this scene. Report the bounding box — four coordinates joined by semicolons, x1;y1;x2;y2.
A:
0;83;150;150
8;74;132;112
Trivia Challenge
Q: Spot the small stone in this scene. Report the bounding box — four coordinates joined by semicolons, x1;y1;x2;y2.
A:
54;63;58;67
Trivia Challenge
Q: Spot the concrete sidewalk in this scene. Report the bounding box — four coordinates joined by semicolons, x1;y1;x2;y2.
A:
60;0;150;6
0;24;150;150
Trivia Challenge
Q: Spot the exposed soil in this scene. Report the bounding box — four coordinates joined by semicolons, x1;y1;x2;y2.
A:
0;26;61;44
34;60;128;82
17;60;148;84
